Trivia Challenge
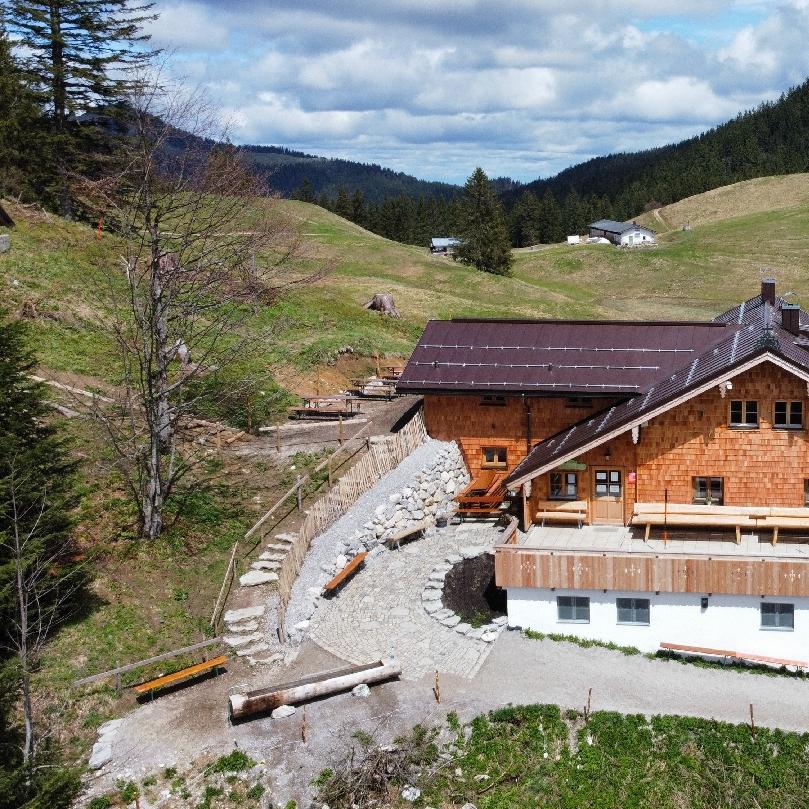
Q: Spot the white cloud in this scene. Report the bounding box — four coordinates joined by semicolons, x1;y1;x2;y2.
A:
146;0;809;183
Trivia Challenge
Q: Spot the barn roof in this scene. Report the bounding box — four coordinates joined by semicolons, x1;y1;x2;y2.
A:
589;219;655;235
396;318;730;395
505;295;809;486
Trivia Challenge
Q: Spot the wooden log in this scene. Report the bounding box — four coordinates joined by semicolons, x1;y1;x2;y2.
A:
228;657;401;721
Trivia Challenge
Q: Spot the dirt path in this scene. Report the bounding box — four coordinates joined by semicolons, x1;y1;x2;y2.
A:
91;629;809;806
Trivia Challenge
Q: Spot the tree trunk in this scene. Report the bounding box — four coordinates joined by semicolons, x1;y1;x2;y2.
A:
14;521;35;764
49;1;71;218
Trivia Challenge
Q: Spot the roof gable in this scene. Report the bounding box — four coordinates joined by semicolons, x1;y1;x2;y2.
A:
505;321;809;487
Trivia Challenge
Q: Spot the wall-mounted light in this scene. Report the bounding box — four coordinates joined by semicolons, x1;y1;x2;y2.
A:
604;446;612;461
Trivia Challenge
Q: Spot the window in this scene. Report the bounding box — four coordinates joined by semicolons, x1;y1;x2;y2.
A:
693;477;724;505
617;598;650;625
566;396;593;408
761;602;794;631
550;472;578;500
595;470;621;497
481;447;507;469
557;596;590;623
480;394;506;407
805;480;809;506
774;401;803;429
729;400;758;428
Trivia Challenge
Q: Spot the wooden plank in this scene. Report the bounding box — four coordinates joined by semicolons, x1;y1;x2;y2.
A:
660;642;807;669
324;552;368;592
133;655;228;694
494;548;809;597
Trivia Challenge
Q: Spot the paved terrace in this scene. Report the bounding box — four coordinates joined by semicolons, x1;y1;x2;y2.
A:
521;524;809;559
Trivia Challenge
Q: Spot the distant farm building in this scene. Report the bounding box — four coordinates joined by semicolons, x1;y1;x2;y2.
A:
588;219;655;246
430;237;460;254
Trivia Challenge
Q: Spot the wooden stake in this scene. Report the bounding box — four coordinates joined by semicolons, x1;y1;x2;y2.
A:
338;413;344;444
433;669;441;704
296;475;303;510
584;687;592;722
275;427;280;453
301;706;307;743
749;703;756;739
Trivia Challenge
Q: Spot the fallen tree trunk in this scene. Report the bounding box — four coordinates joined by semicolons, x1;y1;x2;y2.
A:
228;657;401;721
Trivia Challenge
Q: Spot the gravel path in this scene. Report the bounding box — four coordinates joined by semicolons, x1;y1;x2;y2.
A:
283;438;454;633
94;630;809;806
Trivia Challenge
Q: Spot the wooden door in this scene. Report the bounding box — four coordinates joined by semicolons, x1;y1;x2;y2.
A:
592;468;624;524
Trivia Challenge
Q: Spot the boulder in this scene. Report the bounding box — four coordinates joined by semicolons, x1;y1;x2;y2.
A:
224;605;265;622
271;704;297;719
88;740;112;770
352;683;371;698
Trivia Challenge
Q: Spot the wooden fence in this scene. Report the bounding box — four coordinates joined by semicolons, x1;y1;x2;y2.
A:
210;408;427;631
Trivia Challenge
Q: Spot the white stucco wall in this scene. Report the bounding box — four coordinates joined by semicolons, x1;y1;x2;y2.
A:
507;587;809;659
620;229;655;245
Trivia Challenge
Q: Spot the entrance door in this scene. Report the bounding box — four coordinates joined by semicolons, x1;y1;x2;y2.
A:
592;469;624;524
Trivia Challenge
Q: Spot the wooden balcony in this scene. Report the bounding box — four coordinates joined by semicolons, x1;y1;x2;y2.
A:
494;525;809;597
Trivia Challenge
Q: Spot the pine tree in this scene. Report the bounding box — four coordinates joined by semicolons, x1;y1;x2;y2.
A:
511;189;541;247
351;189;365;226
0;22;43;200
0;313;82;804
333;186;353;220
454;167;513;276
7;0;157;216
293;177;315;204
538;189;564;244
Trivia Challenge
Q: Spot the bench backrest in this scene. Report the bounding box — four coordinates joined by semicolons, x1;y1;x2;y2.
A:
634;503;767;517
535;499;587;513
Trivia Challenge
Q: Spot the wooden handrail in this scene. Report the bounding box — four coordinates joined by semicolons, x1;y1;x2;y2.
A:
74;637;223;687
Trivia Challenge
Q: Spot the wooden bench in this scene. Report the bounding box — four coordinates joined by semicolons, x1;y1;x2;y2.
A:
133;654;228;698
660;642;808;670
323;551;368;595
385;519;429;549
632;503;767;543
535;499;587;527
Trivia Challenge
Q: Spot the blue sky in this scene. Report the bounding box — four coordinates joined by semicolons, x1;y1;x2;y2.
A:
144;1;809;184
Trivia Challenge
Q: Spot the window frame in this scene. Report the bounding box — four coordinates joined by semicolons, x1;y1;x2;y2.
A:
479;394;506;407
804;480;809;507
760;602;794;631
594;469;622;498
692;476;724;505
556;595;590;624
549;471;578;500
481;446;507;469
729;399;759;428
616;597;650;626
774;400;804;430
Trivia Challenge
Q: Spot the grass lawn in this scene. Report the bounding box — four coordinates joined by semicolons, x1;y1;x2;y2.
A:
320;704;809;809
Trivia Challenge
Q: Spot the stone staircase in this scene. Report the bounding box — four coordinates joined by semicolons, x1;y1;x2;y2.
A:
222;532;299;665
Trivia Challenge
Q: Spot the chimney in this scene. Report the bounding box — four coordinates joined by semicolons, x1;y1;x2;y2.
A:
761;278;776;305
781;303;801;336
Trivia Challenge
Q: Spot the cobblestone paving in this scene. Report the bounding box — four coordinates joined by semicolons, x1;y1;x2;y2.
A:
308;522;500;680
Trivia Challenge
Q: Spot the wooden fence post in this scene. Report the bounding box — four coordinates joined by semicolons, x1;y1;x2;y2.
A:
296;475;303;510
275;427;280;453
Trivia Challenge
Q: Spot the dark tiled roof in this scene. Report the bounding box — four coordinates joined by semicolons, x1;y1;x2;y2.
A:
505;304;809;486
589;219;655;235
396;319;730;395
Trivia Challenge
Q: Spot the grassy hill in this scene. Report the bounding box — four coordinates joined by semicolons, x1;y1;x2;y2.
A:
4;174;809;399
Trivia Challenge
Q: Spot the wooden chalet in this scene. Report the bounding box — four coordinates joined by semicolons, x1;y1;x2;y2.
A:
398;280;809;660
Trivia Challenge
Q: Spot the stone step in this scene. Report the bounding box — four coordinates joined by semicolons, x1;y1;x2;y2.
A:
248;652;284;666
225;620;259;633
239;570;278;587
223;605;265;623
237;642;270;657
252;560;282;571
224;632;263;648
264;543;290;553
274;533;297;544
259;552;287;561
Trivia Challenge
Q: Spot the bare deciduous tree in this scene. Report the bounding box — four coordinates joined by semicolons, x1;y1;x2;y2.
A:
82;82;326;539
1;462;84;766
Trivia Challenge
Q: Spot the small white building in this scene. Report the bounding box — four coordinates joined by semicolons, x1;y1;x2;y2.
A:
588;219;656;246
430;237;460;254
